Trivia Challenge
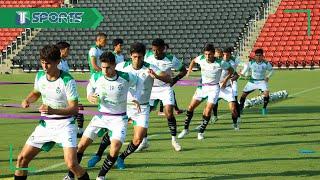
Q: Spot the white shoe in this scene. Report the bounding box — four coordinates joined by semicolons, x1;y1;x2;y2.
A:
96;176;105;180
210;116;218;124
178;129;189;139
197;133;204;140
233;123;239;131
135;138;149;152
172;140;182;151
63;175;74;180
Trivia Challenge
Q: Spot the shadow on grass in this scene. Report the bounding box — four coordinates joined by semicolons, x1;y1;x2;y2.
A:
242;105;320;115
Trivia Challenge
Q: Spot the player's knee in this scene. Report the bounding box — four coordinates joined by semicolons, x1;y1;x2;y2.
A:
132;138;142;146
17;153;30;166
66;160;78;171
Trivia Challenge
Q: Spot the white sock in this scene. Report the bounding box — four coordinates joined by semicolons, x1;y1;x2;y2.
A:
172;136;176;141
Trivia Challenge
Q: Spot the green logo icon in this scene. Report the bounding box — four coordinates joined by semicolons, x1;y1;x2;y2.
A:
0;8;103;29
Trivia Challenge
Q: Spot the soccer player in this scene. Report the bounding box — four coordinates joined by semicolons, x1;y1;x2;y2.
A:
88;32;107;74
239;48;274;115
87;42;171;168
15;45;90;180
112;38;125;64
216;47;241;130
144;38;187;151
56;41;70;72
56;41;85;137
64;52;139;180
178;43;233;140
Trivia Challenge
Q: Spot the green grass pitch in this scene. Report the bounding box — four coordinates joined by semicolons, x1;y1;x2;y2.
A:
0;69;320;179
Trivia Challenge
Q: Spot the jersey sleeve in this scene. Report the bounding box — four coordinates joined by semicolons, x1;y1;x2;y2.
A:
34;73;40;92
194;55;201;64
221;61;231;70
150;64;162;75
86;74;97;97
172;56;184;71
89;47;97;58
65;79;79;101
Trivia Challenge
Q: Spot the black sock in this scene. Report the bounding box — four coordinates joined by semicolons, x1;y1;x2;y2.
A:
78;172;90;180
77;104;84;128
14;175;27;180
68;152;83;178
119;141;139;160
96;133;111;157
234;96;241;118
239;96;246;111
167;116;177;136
199;115;211;133
213;103;218;116
98;154;117;177
184;110;194;129
263;96;270;108
159;101;164;112
232;113;238;124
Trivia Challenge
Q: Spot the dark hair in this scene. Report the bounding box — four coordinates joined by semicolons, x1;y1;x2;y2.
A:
112;38;123;47
100;51;116;64
223;47;233;54
96;32;107;40
255;48;264;55
56;41;70;50
152;38;166;47
203;43;215;52
130;42;146;55
40;45;61;62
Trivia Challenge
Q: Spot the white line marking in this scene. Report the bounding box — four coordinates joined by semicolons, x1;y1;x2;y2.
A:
290;86;320;97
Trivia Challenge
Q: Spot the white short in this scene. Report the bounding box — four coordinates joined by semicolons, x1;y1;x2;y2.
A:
192;85;220;104
231;80;238;97
26;122;77;152
149;86;175;106
127;104;150;128
219;85;236;102
243;80;268;92
83;115;128;143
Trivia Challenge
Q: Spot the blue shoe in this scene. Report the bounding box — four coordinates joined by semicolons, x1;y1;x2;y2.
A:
115;157;125;170
262;108;267;115
87;155;101;168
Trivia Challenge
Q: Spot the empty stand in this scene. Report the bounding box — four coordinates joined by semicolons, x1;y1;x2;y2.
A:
14;0;264;71
252;0;320;68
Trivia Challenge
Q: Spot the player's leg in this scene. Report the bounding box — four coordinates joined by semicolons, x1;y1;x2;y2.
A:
262;90;270;115
229;101;239;130
164;104;181;151
76;103;85;138
173;90;184;114
198;102;215;140
87;133;110;168
239;82;256;111
14;145;41;179
96;139;122;179
116;126;147;169
63;147;89;180
178;98;202;139
158;100;165;116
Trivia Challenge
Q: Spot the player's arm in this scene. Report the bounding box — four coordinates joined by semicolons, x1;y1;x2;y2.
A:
129;73;141;112
231;68;240;81
220;67;233;88
86;75;99;104
148;68;172;84
21;90;41;108
265;62;274;82
90;56;102;72
39;100;79;116
186;58;197;77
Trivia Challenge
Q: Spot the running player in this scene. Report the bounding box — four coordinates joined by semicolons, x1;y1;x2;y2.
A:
15;45;90;180
144;38;187;151
239;48;274;115
88;33;107;74
64;52;139;180
178;43;233;140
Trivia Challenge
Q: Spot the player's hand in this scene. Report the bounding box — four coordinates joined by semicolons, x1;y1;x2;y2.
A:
220;81;227;89
132;100;141;113
265;77;269;82
21;99;30;108
148;69;157;79
39;104;52;114
87;93;99;104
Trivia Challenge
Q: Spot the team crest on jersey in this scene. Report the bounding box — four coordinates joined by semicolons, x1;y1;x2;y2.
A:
56;87;62;94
